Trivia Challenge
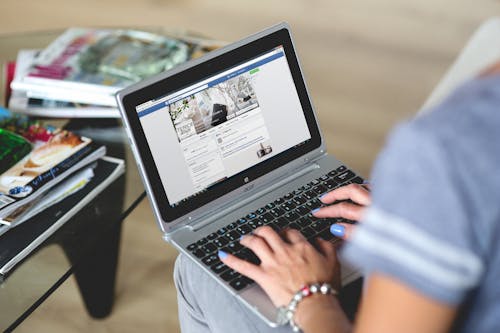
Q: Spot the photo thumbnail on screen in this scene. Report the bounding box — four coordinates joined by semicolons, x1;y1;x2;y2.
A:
168;73;259;142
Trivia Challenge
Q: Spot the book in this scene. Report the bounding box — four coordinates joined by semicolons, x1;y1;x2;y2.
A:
0;110;106;223
8;50;119;118
0;156;125;278
10;28;191;106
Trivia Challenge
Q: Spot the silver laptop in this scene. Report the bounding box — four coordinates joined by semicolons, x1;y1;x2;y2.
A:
116;22;362;326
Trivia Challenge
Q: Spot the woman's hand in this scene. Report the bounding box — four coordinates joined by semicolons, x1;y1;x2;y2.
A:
219;226;340;308
313;183;371;239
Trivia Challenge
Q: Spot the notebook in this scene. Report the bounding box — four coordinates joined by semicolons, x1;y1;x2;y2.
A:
116;22;364;326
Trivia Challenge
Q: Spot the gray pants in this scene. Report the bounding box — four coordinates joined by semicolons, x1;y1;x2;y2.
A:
174;254;293;333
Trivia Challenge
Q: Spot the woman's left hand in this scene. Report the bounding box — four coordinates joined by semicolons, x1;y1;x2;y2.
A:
219;226;340;307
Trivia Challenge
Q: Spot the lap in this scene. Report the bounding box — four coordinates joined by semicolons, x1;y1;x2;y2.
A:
174;253;293;333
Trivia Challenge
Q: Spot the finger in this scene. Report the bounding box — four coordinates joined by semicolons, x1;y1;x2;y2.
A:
253;226;287;253
313;201;365;221
320;183;371;206
240;233;274;259
218;250;262;281
282;228;306;244
330;223;356;240
315;237;336;260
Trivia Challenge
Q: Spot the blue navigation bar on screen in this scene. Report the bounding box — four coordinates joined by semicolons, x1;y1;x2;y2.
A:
138;51;285;118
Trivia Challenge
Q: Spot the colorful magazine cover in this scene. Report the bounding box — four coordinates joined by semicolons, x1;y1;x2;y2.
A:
11;28;191;106
8;50;119;118
0;108;106;223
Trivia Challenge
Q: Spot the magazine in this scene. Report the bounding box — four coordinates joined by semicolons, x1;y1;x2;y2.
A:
0;113;106;223
0;165;95;233
10;28;191;106
0;156;125;277
8;50;119;118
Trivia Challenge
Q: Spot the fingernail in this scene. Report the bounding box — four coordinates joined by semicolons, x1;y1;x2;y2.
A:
330;224;345;237
311;208;321;214
218;250;228;259
320;193;328;200
362;179;370;185
240;235;245;242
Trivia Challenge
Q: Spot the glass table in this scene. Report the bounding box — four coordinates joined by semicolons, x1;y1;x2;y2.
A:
0;29;159;332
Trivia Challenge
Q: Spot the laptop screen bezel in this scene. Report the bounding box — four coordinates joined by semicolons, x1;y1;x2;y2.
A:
121;27;321;222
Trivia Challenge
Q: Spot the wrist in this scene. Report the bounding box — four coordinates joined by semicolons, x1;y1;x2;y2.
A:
294;293;341;331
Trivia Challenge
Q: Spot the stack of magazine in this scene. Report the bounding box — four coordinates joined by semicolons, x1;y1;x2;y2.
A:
0;107;124;276
6;27;223;118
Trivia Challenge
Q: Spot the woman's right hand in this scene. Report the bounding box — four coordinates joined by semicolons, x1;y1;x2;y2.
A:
312;183;371;240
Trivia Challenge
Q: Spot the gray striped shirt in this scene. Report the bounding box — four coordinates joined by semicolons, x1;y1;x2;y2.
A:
342;75;500;332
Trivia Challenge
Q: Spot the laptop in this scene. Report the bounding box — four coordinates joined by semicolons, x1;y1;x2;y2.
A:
116;22;363;327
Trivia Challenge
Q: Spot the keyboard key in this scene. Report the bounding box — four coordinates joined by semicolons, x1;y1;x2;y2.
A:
336;165;347;172
304;190;316;200
230;277;249;291
327;170;338;177
197;238;208;246
237;225;252;235
220;269;240;282
292;195;307;206
270;207;285;218
298;217;311;228
265;203;275;210
284;211;299;222
246;212;257;219
296;205;310;216
284;193;293;200
282;201;296;212
313;184;328;195
256;207;266;215
201;242;217;254
227;241;243;253
334;170;355;183
202;254;219;266
325;179;338;190
301;226;315;238
193;248;205;258
259;212;274;223
319;175;330;181
274;198;284;205
238;218;247;224
352;176;364;184
227;230;240;241
288;222;300;230
318;228;335;241
227;222;238;230
275;217;288;228
214;236;229;248
207;233;218;241
217;227;227;236
187;243;197;251
211;261;229;274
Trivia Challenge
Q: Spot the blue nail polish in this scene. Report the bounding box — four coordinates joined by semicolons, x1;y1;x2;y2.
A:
330;224;345;237
218;250;228;259
320;193;328;200
240;235;245;242
311;208;321;214
362;179;370;185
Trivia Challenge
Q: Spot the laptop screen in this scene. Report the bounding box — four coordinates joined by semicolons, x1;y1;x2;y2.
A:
135;46;312;206
119;25;322;222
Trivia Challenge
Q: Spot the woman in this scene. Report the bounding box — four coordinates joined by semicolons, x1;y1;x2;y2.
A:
174;63;500;333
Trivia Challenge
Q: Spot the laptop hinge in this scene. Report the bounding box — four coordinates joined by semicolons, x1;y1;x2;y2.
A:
186;161;321;232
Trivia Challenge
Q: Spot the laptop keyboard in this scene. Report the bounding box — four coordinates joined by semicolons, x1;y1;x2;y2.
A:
186;165;364;291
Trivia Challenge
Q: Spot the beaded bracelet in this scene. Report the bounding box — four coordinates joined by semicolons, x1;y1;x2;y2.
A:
276;282;338;332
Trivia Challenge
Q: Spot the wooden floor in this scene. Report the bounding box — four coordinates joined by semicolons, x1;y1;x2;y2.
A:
0;0;499;332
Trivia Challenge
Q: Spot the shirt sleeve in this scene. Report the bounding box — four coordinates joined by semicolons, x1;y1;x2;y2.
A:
341;120;485;305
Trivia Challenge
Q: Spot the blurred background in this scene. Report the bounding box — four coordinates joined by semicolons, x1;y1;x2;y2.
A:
0;0;498;332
